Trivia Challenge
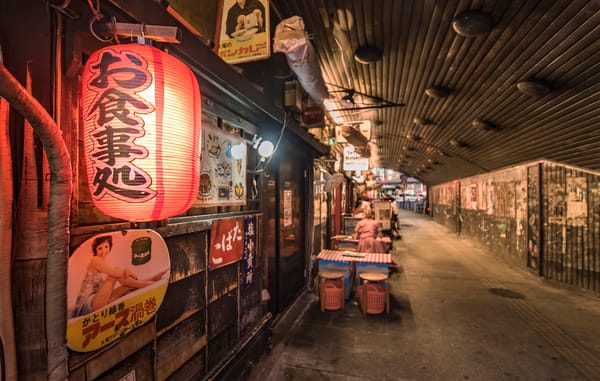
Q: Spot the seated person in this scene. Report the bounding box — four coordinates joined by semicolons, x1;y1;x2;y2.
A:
353;212;386;253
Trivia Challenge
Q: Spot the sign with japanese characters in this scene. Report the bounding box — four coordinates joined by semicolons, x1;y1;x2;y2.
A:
343;145;369;171
80;43;202;221
196;123;247;206
210;217;244;269
66;229;170;352
216;0;271;64
241;215;257;288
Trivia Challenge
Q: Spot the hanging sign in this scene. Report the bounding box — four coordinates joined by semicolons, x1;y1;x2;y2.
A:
196;123;247;206
66;229;170;352
210;217;244;269
343;145;369;171
241;215;257;288
80;43;202;222
216;0;271;64
301;105;324;127
334;120;371;143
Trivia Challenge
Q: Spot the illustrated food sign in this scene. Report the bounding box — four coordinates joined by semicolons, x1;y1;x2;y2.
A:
216;0;271;64
66;230;170;352
196;123;247;206
80;43;202;222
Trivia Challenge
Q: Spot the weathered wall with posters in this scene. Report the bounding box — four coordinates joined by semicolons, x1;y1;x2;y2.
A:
430;161;600;292
542;162;600;292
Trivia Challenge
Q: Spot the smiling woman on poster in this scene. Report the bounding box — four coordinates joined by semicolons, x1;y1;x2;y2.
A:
70;235;168;318
225;0;266;38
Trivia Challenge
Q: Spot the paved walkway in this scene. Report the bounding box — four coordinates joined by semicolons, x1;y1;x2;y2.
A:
247;210;600;381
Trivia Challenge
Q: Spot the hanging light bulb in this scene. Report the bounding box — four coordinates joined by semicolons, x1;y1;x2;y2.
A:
257;140;275;158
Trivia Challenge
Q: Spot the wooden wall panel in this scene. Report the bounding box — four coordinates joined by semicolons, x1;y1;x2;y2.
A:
239;275;263;338
93;344;154;381
207;290;237;340
156;311;207;380
13;259;47;380
207;324;238;370
165;349;206;381
207;263;239;304
165;231;207;282
156;272;205;332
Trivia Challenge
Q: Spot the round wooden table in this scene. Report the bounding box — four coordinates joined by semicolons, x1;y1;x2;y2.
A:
317;271;345;311
358;272;390;314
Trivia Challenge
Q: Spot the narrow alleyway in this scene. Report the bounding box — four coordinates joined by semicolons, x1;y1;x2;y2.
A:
248;210;600;381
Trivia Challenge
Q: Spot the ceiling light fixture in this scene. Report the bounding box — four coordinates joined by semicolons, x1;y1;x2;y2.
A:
472;118;496;131
517;79;551;97
413;117;432;126
354;45;383;64
341;90;355;105
452;10;494;37
425;86;451;98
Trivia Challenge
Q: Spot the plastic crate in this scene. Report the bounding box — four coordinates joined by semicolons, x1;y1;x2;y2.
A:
357;283;386;314
320;280;343;310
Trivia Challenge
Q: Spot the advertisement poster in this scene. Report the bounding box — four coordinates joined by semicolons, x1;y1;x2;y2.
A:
210;217;244;269
196;123;247;206
241;215;257;288
66;230;170;352
216;0;271;64
373;200;391;230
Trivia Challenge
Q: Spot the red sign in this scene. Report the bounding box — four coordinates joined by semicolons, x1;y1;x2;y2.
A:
301;105;324;126
210;218;244;269
80;43;202;222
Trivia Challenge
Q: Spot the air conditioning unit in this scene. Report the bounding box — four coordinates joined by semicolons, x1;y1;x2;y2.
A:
284;80;303;112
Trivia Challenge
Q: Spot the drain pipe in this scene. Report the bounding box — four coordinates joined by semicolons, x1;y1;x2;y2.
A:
0;57;72;380
0;52;17;380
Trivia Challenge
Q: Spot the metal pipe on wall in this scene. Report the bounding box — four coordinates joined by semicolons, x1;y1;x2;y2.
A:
0;60;73;381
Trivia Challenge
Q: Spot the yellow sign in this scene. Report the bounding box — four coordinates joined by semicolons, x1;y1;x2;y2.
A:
66;229;170;352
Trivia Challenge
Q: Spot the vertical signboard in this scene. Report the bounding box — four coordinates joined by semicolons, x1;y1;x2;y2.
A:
241;215;257;288
210;217;244;269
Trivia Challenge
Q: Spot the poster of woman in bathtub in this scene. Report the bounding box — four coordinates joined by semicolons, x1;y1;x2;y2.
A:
66;229;170;352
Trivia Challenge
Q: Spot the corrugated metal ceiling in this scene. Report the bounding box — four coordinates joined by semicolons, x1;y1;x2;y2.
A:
270;0;600;185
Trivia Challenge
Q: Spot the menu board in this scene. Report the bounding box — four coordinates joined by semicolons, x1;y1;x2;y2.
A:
196;123;247;206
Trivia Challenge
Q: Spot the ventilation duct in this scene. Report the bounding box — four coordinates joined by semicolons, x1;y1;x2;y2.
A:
273;16;329;103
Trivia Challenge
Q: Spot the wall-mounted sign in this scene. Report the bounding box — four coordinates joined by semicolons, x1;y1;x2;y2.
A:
334;120;371;144
196;123;246;206
210;217;244;269
80;44;202;222
301;105;324;127
343;145;369;171
241;215;257;288
216;0;271;64
67;230;170;352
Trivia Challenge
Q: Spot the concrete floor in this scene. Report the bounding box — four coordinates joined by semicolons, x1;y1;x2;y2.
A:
247;210;600;381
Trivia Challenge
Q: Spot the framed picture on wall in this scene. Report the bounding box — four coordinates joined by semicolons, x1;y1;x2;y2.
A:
215;0;271;64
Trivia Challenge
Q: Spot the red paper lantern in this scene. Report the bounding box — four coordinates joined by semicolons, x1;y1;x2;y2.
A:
81;43;201;221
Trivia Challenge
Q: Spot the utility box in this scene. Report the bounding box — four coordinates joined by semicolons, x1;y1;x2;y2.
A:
284;80;303;111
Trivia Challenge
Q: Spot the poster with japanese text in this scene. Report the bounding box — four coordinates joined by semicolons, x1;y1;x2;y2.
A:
210;217;244;269
216;0;271;64
66;229;170;352
241;215;257;288
196;123;246;206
